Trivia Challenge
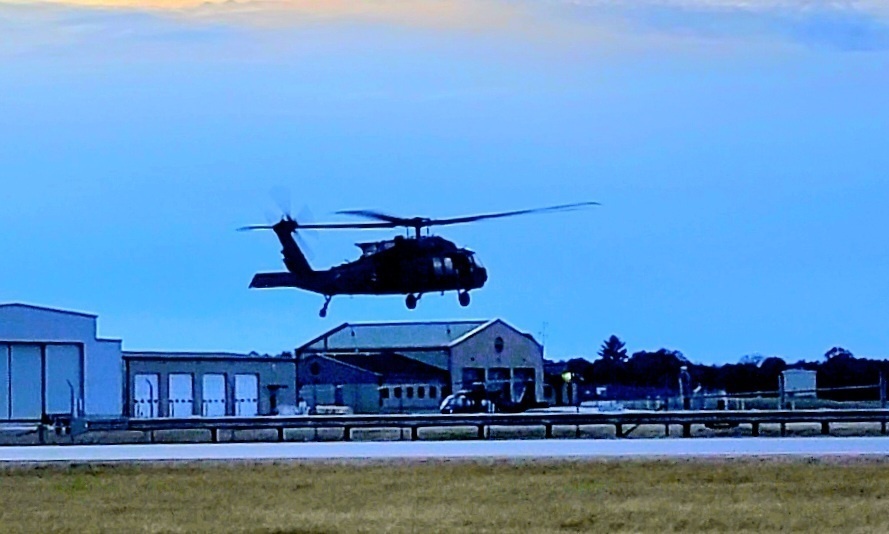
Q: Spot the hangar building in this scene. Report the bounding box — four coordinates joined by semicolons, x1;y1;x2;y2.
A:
0;303;122;421
296;319;544;414
123;352;296;418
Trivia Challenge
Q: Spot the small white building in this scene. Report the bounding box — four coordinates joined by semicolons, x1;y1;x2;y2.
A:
782;369;817;398
0;303;122;420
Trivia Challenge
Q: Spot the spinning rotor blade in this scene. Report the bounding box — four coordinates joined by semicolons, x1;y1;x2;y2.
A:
336;201;600;229
238;220;394;232
241;201;598;233
430;201;600;226
269;185;292;218
335;209;404;224
298;221;396;230
237;224;276;231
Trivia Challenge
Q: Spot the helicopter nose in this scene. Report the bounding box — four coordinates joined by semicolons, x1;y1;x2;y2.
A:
474;266;488;287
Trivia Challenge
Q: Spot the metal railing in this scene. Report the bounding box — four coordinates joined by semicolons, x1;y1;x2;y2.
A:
80;408;889;442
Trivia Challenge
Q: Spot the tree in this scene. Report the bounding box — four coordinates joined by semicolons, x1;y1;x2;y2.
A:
825;346;854;361
625;349;687;390
598;335;628;364
739;354;764;366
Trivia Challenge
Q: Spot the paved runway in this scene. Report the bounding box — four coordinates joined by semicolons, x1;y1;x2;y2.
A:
2;437;889;463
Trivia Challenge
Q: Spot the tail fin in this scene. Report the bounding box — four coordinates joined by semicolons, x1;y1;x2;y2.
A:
272;218;313;276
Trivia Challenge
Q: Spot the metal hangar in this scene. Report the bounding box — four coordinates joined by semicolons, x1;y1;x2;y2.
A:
296;318;544;413
0;303;122;421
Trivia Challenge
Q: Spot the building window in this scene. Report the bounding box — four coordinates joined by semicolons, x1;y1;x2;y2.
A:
494;336;504;353
488;367;510;381
309;362;321;376
406;387;414;399
430;386;437;399
488;367;510;400
379;388;389;400
462;367;485;390
394;387;402;399
418;386;425;399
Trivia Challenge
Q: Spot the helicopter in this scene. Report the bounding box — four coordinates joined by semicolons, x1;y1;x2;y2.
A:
239;202;598;317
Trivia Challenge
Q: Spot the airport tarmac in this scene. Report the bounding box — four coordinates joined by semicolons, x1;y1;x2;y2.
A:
1;437;889;463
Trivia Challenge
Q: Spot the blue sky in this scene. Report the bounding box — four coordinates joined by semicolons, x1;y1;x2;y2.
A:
1;0;888;364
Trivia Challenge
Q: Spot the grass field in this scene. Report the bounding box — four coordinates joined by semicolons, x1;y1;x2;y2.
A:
2;458;889;533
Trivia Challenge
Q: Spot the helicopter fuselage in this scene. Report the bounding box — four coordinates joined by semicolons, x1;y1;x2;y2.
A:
243;201;596;317
248;225;487;315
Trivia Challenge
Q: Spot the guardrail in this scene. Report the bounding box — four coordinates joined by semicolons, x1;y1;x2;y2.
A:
84;409;889;442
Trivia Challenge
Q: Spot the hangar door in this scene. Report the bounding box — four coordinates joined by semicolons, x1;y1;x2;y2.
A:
0;344;82;420
133;374;160;418
202;374;227;417
234;374;258;416
168;374;194;418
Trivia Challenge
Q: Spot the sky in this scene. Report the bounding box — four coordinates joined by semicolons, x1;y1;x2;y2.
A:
1;0;888;364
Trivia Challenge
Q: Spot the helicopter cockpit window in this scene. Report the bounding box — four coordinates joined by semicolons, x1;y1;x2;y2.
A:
432;257;443;276
469;254;484;268
443;257;454;274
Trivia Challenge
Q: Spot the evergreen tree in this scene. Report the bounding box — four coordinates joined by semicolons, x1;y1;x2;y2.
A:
598;335;628;363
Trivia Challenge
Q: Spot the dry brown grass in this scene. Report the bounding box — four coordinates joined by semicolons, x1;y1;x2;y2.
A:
1;457;889;533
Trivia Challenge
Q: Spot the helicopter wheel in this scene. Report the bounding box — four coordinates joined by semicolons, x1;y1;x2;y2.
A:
319;295;332;318
406;294;418;310
458;291;471;307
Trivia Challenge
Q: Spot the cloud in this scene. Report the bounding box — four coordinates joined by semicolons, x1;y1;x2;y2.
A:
3;0;889;53
558;0;889;51
8;0;529;31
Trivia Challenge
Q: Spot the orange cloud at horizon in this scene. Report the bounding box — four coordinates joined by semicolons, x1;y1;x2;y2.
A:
17;0;530;31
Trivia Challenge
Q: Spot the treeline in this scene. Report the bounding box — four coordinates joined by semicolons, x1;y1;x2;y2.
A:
553;336;889;400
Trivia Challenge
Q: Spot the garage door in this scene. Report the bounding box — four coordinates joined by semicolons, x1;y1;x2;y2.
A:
234;374;258;416
168;374;194;418
133;373;159;418
0;345;8;419
0;344;84;421
10;345;41;420
202;374;227;417
45;345;81;415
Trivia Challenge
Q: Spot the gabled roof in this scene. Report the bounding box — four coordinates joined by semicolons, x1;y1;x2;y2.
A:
327;352;449;382
0;303;97;319
298;320;487;352
446;318;542;349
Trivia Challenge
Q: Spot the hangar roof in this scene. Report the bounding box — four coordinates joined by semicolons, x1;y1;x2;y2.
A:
298;319;542;353
298;320;487;352
0;302;97;318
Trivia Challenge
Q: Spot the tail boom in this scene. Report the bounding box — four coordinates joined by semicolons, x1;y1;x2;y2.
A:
249;272;303;289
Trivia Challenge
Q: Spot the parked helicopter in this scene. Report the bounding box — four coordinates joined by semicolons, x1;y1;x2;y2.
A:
239;202;598;317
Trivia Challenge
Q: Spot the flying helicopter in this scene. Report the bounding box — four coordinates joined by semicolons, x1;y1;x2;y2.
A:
239;202;598;317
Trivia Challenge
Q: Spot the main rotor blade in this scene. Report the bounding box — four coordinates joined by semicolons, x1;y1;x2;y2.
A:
299;221;396;230
428;201;600;226
239;221;396;232
336;202;599;228
237;224;276;231
335;209;405;224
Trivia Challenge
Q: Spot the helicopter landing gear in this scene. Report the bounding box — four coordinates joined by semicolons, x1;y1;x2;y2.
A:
458;291;471;307
319;295;332;318
406;293;420;310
